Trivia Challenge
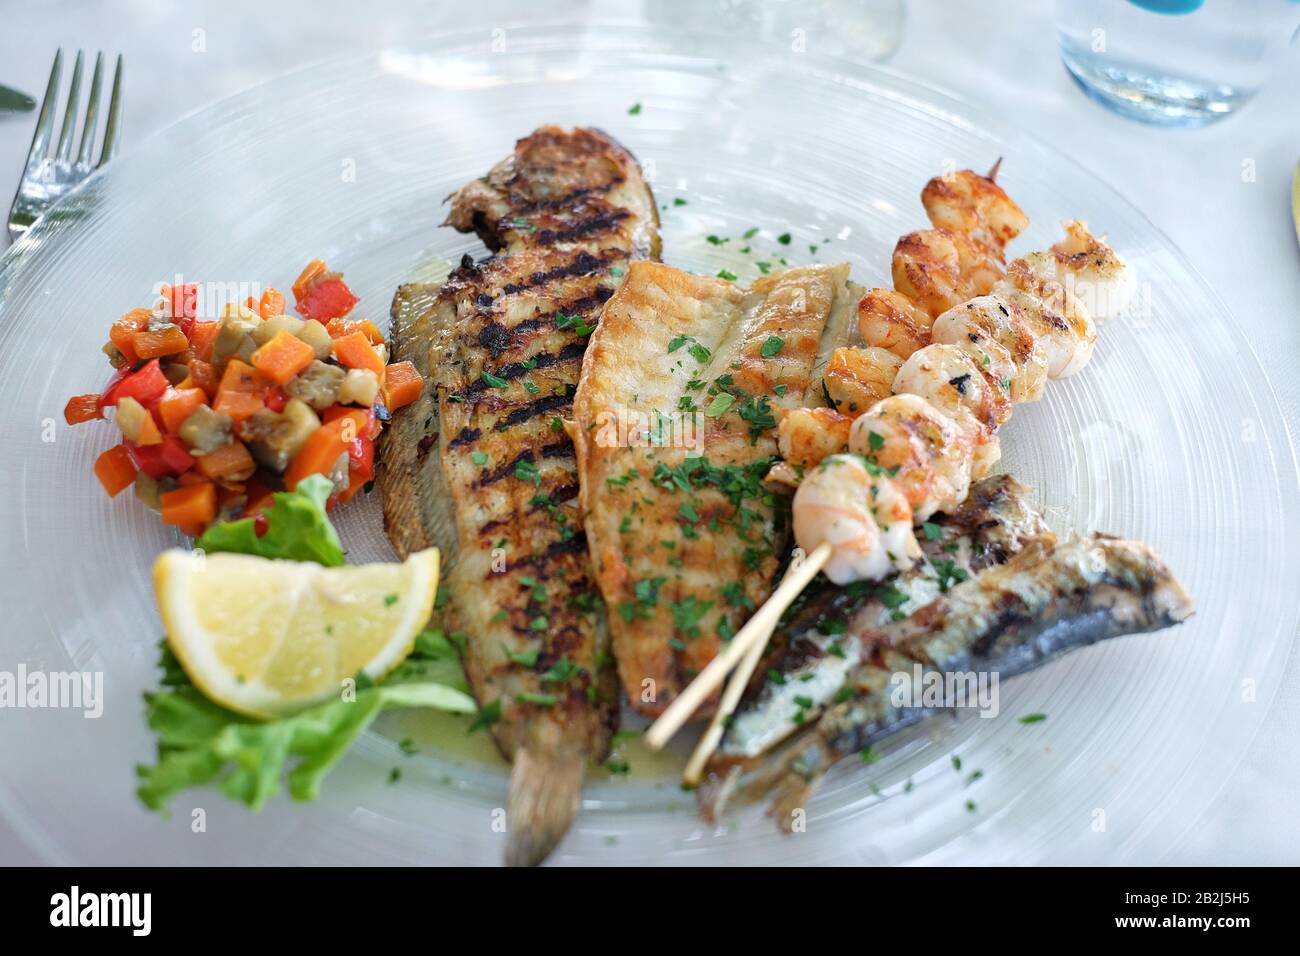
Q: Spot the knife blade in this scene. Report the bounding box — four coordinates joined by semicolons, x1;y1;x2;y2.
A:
0;83;36;113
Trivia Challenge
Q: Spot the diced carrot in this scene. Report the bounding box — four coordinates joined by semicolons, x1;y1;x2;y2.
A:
218;359;265;394
195;440;255;480
135;412;163;447
331;330;384;377
109;308;152;365
133;324;190;360
158;387;208;433
283;419;350;490
189;321;219;362
213;390;264;423
177;468;209;486
250;329;316;385
160;481;217;529
381;361;423;411
187;359;219;399
213;360;267;422
64;394;103;425
325;316;385;344
259;288;286;319
292;260;328;301
94;444;137;497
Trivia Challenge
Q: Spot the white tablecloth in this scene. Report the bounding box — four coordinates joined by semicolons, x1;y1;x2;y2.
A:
2;0;1297;864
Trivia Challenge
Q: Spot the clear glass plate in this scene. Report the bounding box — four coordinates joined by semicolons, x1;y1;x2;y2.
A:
1;23;1295;866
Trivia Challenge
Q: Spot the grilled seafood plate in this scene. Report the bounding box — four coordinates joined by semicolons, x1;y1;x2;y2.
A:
699;534;1194;827
570;260;861;716
378;127;658;866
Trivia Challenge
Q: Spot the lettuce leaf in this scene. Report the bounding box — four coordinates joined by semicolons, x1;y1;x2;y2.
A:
195;474;344;566
138;478;478;813
137;641;475;812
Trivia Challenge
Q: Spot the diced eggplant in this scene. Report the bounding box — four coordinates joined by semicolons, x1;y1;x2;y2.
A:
337;367;380;406
212;304;261;366
252;313;306;346
162;362;190;385
178;405;234;455
114;397;152;443
134;471;162;512
286;360;345;410
238;398;320;472
293;318;333;360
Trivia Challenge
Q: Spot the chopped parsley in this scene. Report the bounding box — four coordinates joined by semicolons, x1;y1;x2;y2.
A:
760;335;785;358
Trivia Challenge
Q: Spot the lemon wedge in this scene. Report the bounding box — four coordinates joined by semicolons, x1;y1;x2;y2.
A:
154;547;439;718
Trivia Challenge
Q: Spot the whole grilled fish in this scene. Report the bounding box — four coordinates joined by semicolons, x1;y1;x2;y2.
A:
700;534;1194;826
715;474;1049;765
570;261;861;716
378;127;659;866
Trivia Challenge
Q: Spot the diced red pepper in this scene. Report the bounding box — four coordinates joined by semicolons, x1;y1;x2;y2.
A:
126;436;195;480
161;282;200;337
263;385;288;413
293;260;359;323
64;393;103;425
101;359;169;408
322;404;378;440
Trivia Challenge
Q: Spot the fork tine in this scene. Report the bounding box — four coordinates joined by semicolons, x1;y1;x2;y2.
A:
55;51;84;163
98;54;124;168
24;49;63;171
76;52;105;168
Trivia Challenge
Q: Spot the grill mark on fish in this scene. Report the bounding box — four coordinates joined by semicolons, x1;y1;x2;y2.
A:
498;393;571;428
378;126;660;867
448;427;481;448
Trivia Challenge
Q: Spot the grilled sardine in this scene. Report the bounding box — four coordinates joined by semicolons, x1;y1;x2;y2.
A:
570;261;861;716
701;534;1193;826
378;127;659;866
715;474;1049;765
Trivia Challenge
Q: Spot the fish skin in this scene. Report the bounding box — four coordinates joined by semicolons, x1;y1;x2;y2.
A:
713;474;1049;765
700;533;1194;827
378;127;659;866
570;261;862;717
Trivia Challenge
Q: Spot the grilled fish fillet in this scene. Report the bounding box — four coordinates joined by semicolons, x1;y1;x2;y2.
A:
378;127;659;866
714;474;1049;765
699;533;1194;826
570;261;861;717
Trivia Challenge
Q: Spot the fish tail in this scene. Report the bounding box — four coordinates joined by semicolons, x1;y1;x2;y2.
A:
505;747;585;867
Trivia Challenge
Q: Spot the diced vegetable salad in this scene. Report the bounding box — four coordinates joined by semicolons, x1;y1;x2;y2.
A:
64;260;423;535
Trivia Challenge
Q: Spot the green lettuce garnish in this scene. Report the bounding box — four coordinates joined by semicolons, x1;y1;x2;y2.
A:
136;478;476;813
195;473;345;566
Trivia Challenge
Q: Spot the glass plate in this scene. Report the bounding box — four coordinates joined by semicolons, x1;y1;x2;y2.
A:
1;22;1295;866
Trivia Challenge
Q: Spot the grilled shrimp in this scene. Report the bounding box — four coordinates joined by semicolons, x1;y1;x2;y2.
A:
921;166;1029;259
857;287;935;359
792;454;922;585
995;254;1096;378
848;394;973;520
1051;219;1137;322
891;228;1002;318
824;346;902;415
777;406;853;470
894;343;1009;440
930;295;1049;403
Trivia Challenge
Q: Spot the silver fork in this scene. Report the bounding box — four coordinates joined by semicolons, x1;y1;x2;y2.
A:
8;50;124;241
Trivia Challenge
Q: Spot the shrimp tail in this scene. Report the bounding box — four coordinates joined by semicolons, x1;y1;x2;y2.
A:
986;156;1003;182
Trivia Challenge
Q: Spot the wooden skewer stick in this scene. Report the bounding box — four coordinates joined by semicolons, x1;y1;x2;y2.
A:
682;549;817;784
682;594;776;786
645;541;832;751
